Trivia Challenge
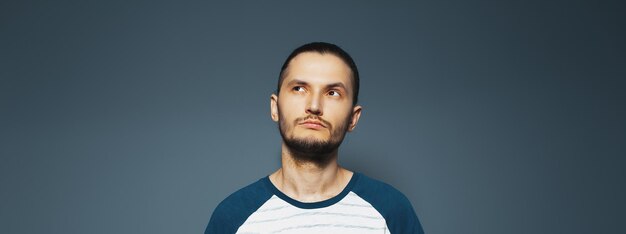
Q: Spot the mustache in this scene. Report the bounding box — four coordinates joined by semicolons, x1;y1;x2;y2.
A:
295;115;332;128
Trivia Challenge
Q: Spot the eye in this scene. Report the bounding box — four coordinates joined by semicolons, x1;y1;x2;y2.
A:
328;90;340;97
292;86;305;92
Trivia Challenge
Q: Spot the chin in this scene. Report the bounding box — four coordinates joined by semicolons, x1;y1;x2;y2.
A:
294;133;329;142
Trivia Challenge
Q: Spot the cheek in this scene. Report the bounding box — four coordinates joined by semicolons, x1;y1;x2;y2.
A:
326;101;352;115
279;94;305;112
279;104;299;121
278;101;301;128
325;105;353;126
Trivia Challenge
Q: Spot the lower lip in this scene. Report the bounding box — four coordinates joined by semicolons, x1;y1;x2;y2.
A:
300;123;325;129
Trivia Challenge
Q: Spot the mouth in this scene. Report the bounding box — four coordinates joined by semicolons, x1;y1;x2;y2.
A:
299;120;326;129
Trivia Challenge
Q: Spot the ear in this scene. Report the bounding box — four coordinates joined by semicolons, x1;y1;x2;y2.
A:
270;93;279;122
348;105;362;132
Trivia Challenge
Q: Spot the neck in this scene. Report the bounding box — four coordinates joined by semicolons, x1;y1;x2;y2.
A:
269;143;353;202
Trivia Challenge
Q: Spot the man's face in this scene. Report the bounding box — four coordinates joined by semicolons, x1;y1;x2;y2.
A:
271;52;362;160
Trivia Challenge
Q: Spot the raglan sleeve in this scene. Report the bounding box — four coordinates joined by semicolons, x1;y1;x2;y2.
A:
352;175;425;234
204;178;273;234
386;192;425;234
205;200;239;234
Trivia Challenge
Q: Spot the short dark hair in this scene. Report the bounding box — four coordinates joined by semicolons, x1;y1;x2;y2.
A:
276;42;360;105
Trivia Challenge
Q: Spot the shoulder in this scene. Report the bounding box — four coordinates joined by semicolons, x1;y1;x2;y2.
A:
205;178;273;234
351;173;413;212
351;173;425;234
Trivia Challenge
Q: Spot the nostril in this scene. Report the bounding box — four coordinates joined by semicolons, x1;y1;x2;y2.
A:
306;106;322;115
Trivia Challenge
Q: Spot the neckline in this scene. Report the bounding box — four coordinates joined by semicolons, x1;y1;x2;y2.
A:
262;172;360;209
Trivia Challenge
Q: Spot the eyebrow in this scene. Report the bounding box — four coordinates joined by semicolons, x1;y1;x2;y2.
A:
287;79;347;90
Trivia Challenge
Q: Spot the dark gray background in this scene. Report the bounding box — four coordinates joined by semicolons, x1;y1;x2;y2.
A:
1;0;624;233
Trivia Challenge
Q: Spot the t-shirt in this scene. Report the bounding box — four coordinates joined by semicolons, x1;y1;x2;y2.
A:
205;172;424;234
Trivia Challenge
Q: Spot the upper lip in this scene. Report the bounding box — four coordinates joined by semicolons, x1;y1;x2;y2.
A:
300;119;326;127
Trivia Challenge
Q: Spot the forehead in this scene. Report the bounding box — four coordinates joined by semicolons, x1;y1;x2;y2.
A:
282;52;353;89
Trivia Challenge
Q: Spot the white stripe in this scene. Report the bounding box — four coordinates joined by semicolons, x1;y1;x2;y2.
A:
236;192;389;234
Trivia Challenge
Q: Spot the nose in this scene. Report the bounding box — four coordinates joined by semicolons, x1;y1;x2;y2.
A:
306;93;323;116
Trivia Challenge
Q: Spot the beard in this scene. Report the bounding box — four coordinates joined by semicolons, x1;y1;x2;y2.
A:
277;107;351;165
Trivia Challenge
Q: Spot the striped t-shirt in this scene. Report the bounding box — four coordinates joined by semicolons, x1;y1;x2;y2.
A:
205;172;424;234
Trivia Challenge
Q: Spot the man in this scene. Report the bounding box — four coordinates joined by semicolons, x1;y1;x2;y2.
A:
205;42;424;233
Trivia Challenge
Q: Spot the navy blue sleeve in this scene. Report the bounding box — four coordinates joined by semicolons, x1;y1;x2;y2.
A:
205;179;273;234
352;174;425;234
